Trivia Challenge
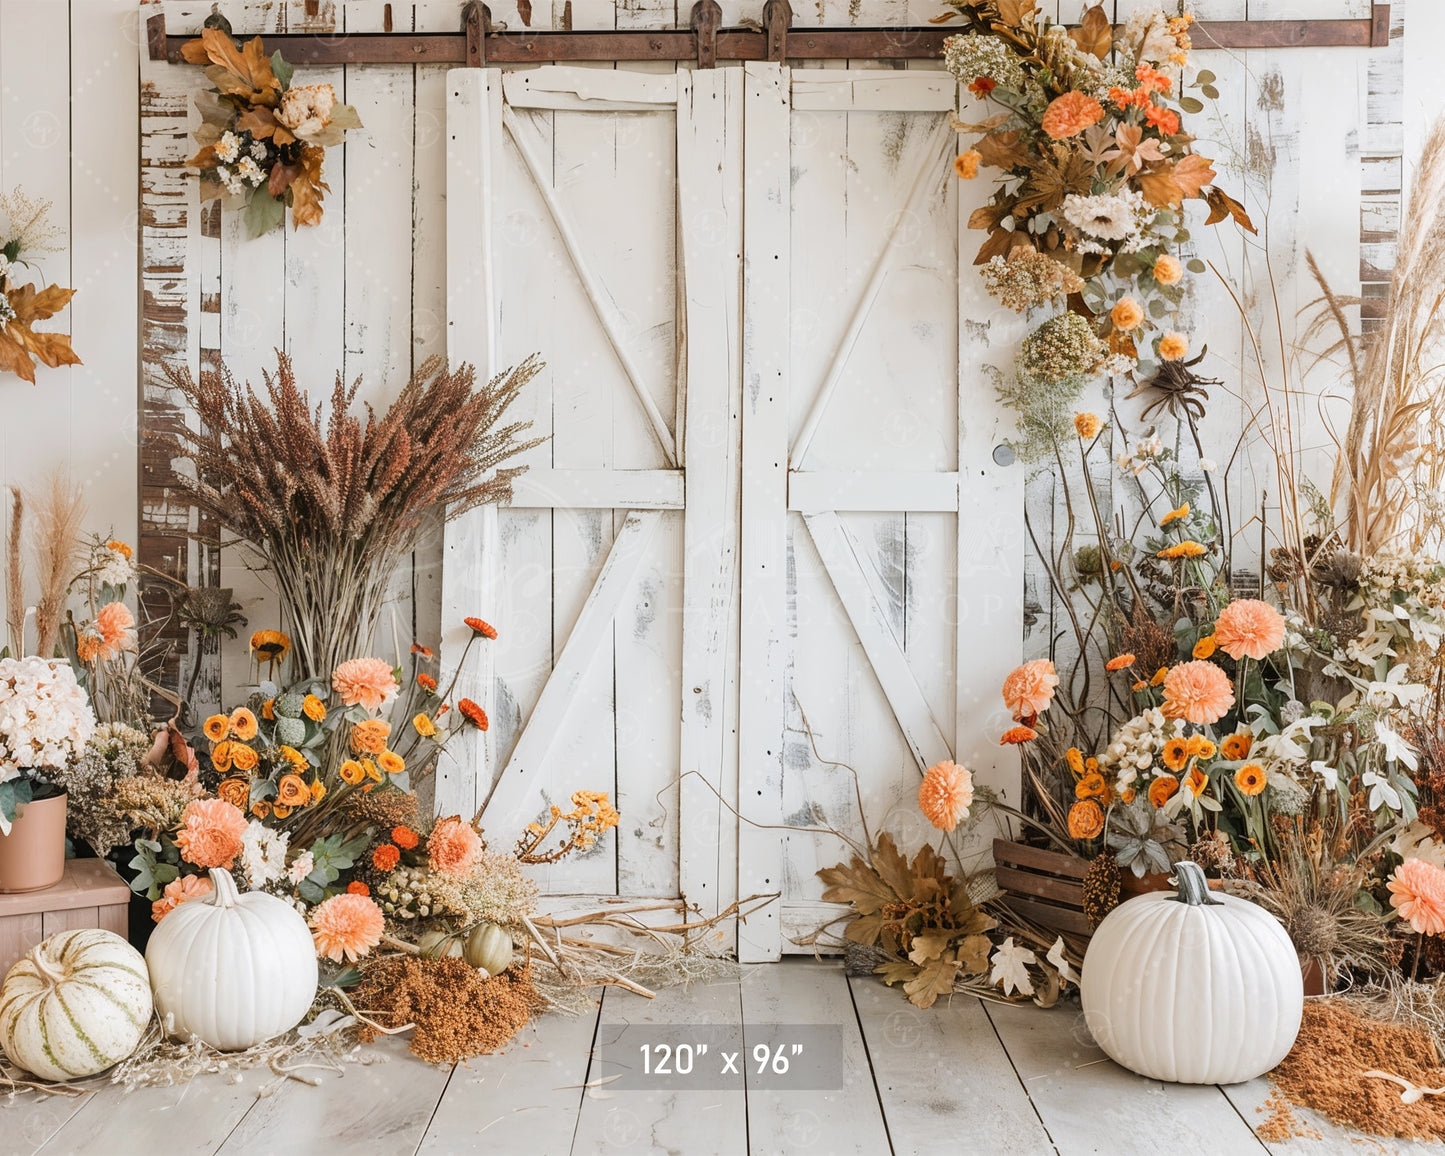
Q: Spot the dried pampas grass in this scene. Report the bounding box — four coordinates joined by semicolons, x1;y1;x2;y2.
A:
1306;115;1445;553
4;487;22;656
28;471;85;659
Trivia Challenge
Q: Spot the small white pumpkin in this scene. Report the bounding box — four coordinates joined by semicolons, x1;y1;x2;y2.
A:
419;929;464;959
146;867;317;1051
0;928;152;1080
1081;861;1303;1085
464;922;514;976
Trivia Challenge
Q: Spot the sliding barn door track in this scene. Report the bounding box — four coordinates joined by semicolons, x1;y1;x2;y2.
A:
146;1;1392;68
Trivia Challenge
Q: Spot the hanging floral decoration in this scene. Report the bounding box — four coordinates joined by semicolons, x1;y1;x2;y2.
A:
181;18;362;237
0;189;80;383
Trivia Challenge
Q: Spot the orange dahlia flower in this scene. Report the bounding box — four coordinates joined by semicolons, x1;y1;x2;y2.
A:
1067;800;1105;839
151;873;213;923
1162;660;1235;725
918;760;974;832
428;816;483;877
1002;658;1058;721
310;893;385;962
418;673;438;693
175;798;247;869
1389;859;1445;936
332;657;399;712
1213;598;1286;661
1041;92;1104;139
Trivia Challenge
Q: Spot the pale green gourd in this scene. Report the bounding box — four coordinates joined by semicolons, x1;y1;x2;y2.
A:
464;923;514;976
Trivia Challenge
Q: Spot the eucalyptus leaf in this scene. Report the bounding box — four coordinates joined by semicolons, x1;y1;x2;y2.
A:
1186;257;1207;274
1179;96;1204;114
1201;85;1219;100
271;50;294;90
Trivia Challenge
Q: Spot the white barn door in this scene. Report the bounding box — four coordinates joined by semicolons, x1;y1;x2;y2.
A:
441;66;744;913
738;64;1022;961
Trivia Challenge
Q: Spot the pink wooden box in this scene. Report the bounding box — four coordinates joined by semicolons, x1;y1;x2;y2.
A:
0;859;131;978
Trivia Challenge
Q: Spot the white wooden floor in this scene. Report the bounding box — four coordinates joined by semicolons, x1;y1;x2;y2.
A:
0;959;1423;1155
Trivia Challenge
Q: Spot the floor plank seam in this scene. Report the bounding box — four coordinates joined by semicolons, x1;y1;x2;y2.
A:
567;1000;606;1156
413;1057;462;1156
1215;1083;1272;1153
978;998;1063;1156
844;976;897;1156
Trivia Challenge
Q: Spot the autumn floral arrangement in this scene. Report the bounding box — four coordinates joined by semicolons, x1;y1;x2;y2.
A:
181;17;362;236
0;188;80;383
943;2;1251;462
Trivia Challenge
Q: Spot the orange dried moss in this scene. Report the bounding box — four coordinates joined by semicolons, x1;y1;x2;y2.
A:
354;956;539;1065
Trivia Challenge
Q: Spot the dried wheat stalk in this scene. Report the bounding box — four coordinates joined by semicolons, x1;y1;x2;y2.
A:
165;352;545;676
28;471;85;658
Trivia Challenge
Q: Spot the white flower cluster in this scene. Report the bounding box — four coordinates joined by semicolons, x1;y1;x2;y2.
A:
0;253;9;282
1116;434;1165;477
214;131;269;198
1338;551;1445;668
94;542;135;589
1061;188;1155;255
1097;707;1185;792
0;657;95;781
241;819;290;889
277;83;337;137
942;32;1026;90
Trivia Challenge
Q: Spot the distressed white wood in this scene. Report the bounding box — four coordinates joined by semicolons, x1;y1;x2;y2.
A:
508;468;686;510
480;510;664;834
850;978;1055;1154
802;511;952;773
791;70;959;111
678;65;745;942
789;471;960;513
789;116;953;471
737;60;792;963
502;104;678;466
502;66;679;108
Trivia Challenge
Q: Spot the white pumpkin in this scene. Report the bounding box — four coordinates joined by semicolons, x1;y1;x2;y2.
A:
145;867;317;1051
0;928;152;1080
1081;861;1303;1085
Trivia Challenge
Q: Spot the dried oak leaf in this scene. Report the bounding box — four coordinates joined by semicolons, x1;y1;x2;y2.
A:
904;952;961;1009
272;145;330;228
907;932;952;965
1068;4;1112;59
974;130;1029;172
1136;154;1217;207
1014;146;1095;213
870;832;913;899
182;30;279;105
819;854;896;915
1204;185;1257;234
0;283;81;384
994;0;1038;27
874;960;919;987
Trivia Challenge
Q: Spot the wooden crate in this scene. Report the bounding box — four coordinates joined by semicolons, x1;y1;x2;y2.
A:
0;859;132;978
992;838;1094;938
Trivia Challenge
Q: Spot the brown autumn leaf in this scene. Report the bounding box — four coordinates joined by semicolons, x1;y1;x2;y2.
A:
994;0;1037;28
194;29;277;96
870;832;913;901
285;146;330;228
819;854;896;915
1204;185;1258;234
1068;4;1112;60
967;202;1011;232
0;283;81;384
904;952;961;1009
238;107;291;145
974;130;1029;171
875;960;919;987
907;932;952;966
843;911;886;946
1136;155;1216;208
973;227;1017;265
1170;153;1217;199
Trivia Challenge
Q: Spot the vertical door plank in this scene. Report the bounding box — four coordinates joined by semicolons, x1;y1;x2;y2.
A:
738;60;791;963
678;65;744;947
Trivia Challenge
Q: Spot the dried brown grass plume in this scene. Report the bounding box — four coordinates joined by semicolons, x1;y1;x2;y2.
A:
29;471;85;658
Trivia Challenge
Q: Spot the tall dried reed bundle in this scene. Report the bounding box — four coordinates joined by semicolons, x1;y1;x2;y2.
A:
4;488;22;656
28;471;85;658
165;351;544;677
1305;116;1445;554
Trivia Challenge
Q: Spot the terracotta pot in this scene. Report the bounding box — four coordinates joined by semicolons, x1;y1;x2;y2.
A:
0;790;67;893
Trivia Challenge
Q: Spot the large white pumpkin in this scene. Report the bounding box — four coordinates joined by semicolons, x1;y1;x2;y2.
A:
0;928;153;1080
1081;861;1303;1085
146;867;318;1051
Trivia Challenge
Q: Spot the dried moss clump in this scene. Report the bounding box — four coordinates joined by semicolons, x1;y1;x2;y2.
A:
354;957;539;1065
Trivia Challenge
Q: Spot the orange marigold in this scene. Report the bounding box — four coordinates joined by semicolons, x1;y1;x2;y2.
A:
1213;598;1286;661
347;881;371;896
372;843;401;871
1157;331;1189;362
106;539;133;560
1000;726;1038;745
1105;653;1136;672
1148;775;1180;807
464;617;499;640
1220;731;1253;760
1162;660;1235;725
1234;763;1267;797
1041;91;1104;139
1184;766;1209;797
1073;412;1102;439
1186;735;1217;760
392;825;419;850
1144;104;1181;136
429;815;484;877
1161;736;1190;772
1110;297;1144;332
459;698;490;732
1067;800;1105;840
310;893;384;962
417;673;438;693
1001;658;1058;721
175;798;248;869
953;149;981;180
918;760;975;832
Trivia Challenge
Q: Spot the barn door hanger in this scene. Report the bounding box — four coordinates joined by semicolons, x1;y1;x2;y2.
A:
145;1;1391;65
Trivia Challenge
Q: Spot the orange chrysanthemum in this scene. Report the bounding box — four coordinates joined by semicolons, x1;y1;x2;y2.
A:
465;617;499;640
392;825;419;850
1161;736;1190;772
1110;297;1144;332
459;698;490;731
1144;104;1181;136
1221;731;1253;760
1159;502;1190;527
1389;859;1445;936
332;657;399;712
1162;660;1235;725
1158;540;1207;559
428;816;484;877
230;743;258;772
1153;254;1183;285
1148;775;1179;807
372;843;401;871
1234;763;1267;796
1075;772;1107;800
1074;412;1102;439
918;760;975;832
347;881;371;896
339;759;367;785
1105;653;1136;672
203;714;230;742
175;798;248;869
106;539;133;560
417;673;438;693
1000;726;1038;745
1041;91;1104;139
310;893;385;963
229;707;258;741
1213;598;1286;661
151;873;213;923
413;713;438;739
1002;659;1058;721
1067;800;1105;840
954;149;981;180
1193;634;1217;659
302;694;327;722
1158;331;1189;362
350;718;391;755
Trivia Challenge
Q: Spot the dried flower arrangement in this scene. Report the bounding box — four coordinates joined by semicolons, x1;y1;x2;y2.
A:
0;188;80;383
181;18;362;236
163;352;543;679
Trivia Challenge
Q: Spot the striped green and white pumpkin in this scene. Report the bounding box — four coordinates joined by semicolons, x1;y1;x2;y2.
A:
0;929;152;1081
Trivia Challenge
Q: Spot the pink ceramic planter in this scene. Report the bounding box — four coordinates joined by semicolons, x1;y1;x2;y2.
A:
0;792;68;893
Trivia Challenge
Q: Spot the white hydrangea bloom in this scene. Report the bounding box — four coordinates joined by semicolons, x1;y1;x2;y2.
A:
241;820;290;888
